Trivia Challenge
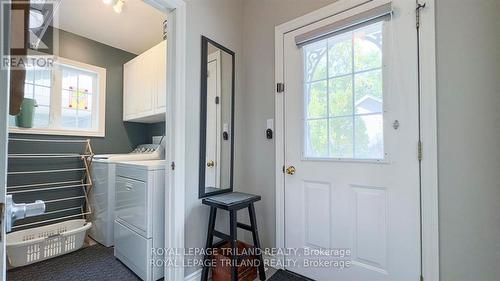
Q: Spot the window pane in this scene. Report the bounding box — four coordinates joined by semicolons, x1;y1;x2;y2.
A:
355;114;383;159
306;81;327;119
61;108;77;128
354;22;383;72
76;92;90;110
25;69;34;83
62;70;78;90
62;90;71;108
328;33;352;77
24;84;33;99
329;76;353;117
304;40;327;82
302;20;385;160
34;105;50;128
78;110;92;129
330;117;353;158
35;69;51;87
34;86;50;106
355;69;383;114
305;119;328;158
79;74;94;94
9;116;15;127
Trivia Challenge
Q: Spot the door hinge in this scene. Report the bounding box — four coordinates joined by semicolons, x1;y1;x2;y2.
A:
171;161;175;170
420;275;424;281
0;202;4;242
416;2;426;29
215;96;220;104
418;140;423;161
277;83;285;93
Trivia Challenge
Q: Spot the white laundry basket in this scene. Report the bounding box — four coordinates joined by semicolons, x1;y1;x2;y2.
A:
6;219;92;267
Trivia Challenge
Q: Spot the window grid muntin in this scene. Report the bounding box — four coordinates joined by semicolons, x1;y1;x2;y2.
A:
61;66;96;130
303;21;384;160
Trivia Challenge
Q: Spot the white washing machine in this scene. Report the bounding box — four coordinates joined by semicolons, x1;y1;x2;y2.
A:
88;144;164;247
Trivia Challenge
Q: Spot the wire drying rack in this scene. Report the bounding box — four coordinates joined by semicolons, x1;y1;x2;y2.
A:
7;138;94;230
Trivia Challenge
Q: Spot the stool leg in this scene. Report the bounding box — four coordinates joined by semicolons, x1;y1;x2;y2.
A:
230;210;238;281
249;203;266;280
201;207;217;281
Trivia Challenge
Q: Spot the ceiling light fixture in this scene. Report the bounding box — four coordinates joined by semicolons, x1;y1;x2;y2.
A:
113;0;125;14
102;0;114;5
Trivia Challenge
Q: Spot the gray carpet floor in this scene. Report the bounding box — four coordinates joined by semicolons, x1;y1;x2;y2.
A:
7;244;303;281
7;244;142;281
267;269;314;281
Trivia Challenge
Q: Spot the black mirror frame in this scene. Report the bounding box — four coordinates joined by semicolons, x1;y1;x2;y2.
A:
199;36;236;199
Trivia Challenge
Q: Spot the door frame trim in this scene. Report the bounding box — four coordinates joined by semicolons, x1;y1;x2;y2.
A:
146;2;187;280
0;1;10;279
147;1;188;281
274;0;439;280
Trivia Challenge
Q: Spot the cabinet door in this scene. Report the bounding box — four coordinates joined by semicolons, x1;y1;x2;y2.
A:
123;59;137;120
156;41;167;113
136;51;155;117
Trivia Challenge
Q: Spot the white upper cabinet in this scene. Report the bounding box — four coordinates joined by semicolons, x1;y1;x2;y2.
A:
123;40;166;123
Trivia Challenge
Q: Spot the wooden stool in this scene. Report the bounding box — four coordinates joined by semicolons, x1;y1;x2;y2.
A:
201;192;266;281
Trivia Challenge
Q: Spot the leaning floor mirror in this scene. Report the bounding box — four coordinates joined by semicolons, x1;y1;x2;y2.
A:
199;36;235;198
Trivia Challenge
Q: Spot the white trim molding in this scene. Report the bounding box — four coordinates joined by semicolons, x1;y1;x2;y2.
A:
274;0;439;280
147;1;187;281
417;0;439;280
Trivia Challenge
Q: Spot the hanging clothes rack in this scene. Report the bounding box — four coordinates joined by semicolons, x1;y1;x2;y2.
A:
6;138;94;230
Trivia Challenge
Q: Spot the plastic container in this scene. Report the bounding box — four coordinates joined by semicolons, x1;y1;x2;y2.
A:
15;98;38;128
6;219;92;267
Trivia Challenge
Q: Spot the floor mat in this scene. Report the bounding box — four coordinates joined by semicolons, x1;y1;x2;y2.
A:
7;244;142;281
268;269;315;281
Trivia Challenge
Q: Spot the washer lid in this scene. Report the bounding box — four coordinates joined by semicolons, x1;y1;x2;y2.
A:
93;153;160;162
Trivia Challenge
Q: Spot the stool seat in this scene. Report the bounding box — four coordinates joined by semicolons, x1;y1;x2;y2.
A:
201;192;266;281
202;192;261;210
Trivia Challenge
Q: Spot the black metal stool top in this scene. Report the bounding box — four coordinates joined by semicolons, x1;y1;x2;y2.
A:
202;192;261;210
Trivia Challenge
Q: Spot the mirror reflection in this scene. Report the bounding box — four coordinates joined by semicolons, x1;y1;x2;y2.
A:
199;37;235;198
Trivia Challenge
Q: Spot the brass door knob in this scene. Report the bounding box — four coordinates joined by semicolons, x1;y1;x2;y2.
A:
207;160;215;167
286;166;296;175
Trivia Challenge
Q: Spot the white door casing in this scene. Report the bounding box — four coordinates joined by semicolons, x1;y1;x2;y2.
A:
0;1;9;279
281;0;421;280
205;51;222;188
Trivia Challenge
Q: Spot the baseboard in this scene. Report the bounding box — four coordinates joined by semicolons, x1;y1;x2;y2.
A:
185;268;202;281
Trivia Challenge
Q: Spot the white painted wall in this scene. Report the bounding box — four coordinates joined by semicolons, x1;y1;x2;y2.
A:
238;0;500;280
238;0;337;250
183;0;244;277
181;0;500;279
436;0;500;280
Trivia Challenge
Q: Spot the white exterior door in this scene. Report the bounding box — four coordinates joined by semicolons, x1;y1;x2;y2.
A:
205;52;222;188
282;1;420;280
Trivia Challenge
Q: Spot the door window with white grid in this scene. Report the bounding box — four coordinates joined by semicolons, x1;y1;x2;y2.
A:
303;21;384;160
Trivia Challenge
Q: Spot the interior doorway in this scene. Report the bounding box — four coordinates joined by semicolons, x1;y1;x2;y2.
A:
0;0;187;280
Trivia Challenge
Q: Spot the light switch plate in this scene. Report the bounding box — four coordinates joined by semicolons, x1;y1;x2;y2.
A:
267;119;274;131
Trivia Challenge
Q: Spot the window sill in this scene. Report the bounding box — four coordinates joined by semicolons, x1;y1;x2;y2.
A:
9;127;105;138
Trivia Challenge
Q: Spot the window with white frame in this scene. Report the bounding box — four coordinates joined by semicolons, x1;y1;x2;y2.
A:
9;57;106;137
303;21;385;160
